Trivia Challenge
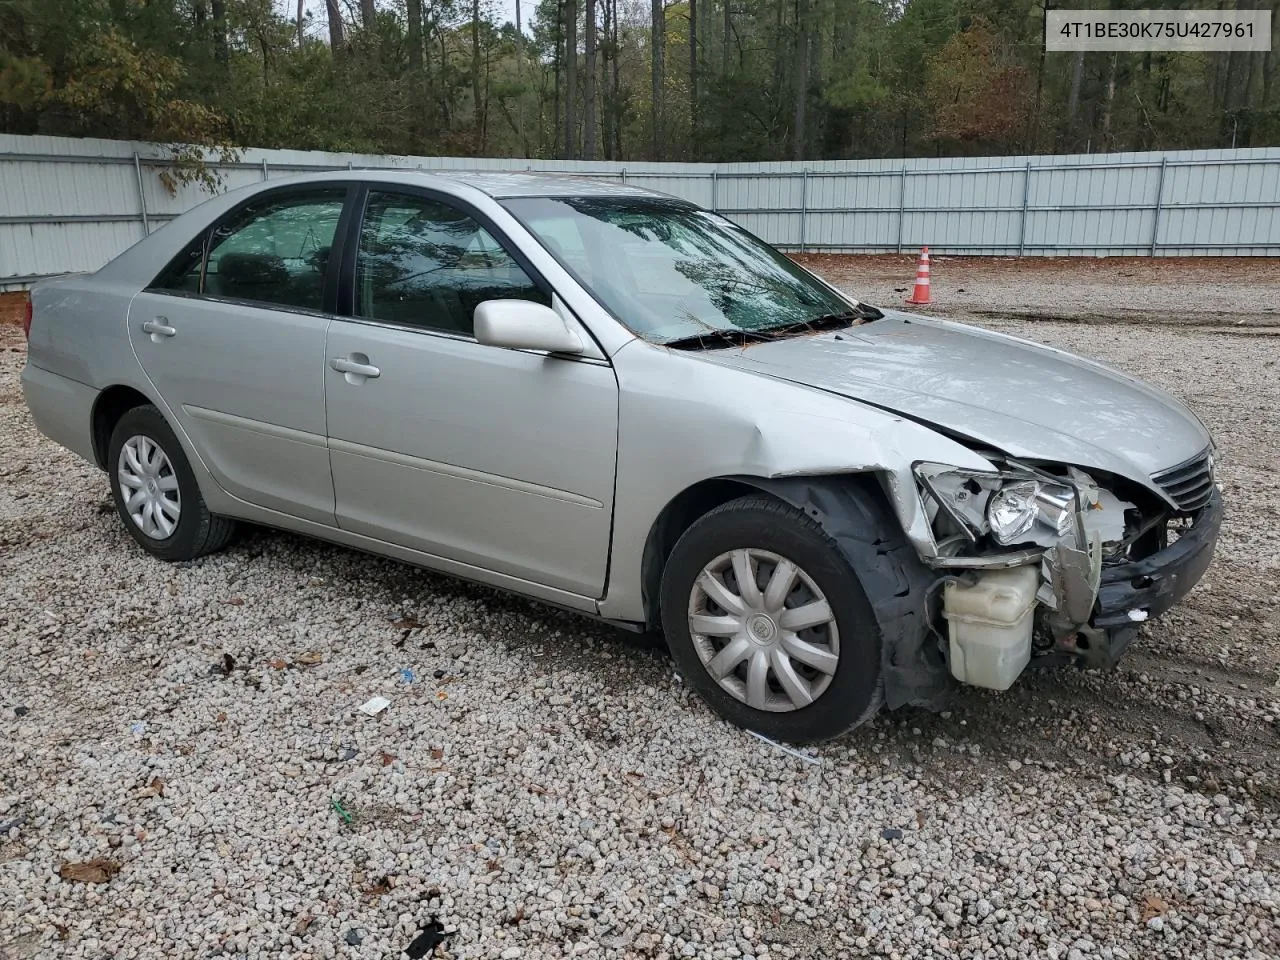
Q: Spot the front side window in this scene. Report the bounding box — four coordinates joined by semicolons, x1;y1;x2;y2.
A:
355;191;548;336
502;197;852;343
184;189;346;310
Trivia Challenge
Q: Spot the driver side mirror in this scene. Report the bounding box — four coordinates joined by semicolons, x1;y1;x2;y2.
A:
474;299;585;355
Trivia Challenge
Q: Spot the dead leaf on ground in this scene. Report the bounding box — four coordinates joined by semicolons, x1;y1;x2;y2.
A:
268;658;288;670
216;711;227;723
294;651;324;666
363;874;395;896
379;751;396;766
430;748;444;761
59;858;120;884
391;615;422;630
292;914;315;936
138;776;166;798
1142;895;1170;921
225;598;244;606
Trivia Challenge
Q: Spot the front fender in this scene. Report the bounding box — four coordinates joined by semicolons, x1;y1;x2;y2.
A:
597;340;993;622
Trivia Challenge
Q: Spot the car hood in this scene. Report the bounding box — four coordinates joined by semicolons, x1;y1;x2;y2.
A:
693;312;1210;485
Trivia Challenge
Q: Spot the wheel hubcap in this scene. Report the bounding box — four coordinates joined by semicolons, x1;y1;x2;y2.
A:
687;548;840;713
117;435;181;540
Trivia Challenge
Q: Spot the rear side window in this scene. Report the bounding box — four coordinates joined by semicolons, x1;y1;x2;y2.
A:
152;189;346;311
355;191;549;336
205;191;345;310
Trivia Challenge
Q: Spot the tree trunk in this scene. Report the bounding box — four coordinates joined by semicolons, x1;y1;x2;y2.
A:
1026;3;1048;153
211;0;230;69
601;0;613;159
516;0;526;154
612;0;622;160
1100;53;1117;148
689;0;698;153
296;0;304;47
553;1;563;158
722;0;730;77
1222;48;1240;113
360;0;377;29
651;0;665;160
407;0;423;72
472;0;484;147
791;0;807;161
584;0;597;159
325;0;345;61
564;0;578;159
1067;50;1084;120
406;0;425;139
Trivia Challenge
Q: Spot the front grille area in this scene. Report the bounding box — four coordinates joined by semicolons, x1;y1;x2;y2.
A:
1152;448;1215;512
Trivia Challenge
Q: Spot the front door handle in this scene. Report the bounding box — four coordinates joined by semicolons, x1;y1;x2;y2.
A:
330;356;381;380
142;318;176;340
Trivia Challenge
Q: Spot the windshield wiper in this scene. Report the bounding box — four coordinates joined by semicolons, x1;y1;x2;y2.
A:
661;327;758;350
662;303;884;351
757;303;884;336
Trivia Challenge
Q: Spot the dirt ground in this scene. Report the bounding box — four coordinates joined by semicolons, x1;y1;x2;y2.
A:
794;254;1280;328
0;291;27;327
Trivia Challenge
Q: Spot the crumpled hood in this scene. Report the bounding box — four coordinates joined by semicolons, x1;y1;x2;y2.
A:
694;311;1210;486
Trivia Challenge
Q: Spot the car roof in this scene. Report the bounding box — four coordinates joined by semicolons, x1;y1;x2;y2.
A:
326;168;675;201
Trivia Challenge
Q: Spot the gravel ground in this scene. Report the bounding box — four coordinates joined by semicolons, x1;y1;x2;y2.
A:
2;259;1279;960
796;254;1280;328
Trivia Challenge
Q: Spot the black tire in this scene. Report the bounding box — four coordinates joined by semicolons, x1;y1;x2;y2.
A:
107;404;236;561
660;494;885;744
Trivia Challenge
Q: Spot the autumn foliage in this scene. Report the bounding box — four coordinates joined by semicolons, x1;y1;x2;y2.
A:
925;22;1032;149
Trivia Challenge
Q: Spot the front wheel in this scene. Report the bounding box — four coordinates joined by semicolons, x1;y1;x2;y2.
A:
108;405;236;561
660;495;885;743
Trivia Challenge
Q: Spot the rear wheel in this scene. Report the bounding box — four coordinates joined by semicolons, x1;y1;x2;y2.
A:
108;405;235;561
660;495;884;743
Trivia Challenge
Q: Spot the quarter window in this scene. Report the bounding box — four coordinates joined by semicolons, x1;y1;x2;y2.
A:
355;191;548;336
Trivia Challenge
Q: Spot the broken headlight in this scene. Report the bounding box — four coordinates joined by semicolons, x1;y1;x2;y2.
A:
987;480;1076;544
915;463;1077;547
986;480;1039;543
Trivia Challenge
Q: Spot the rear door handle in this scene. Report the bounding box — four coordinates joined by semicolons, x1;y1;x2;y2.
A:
330;356;381;379
142;319;176;339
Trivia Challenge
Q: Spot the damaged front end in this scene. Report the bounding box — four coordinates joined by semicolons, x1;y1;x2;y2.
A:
914;455;1222;689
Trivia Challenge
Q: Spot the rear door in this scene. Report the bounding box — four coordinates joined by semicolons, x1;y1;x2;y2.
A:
322;186;619;597
128;185;353;524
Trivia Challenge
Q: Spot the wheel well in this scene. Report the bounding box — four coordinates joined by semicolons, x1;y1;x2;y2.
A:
640;478;776;631
91;386;153;468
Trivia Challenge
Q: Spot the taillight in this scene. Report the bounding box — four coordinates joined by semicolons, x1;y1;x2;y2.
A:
23;298;32;340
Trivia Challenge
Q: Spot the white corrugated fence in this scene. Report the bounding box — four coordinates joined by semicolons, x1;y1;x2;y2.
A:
2;134;1279;290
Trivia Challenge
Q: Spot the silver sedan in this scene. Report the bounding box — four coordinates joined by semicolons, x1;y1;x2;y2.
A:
22;171;1222;742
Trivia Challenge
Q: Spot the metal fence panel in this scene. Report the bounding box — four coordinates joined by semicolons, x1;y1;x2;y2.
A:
3;134;1280;288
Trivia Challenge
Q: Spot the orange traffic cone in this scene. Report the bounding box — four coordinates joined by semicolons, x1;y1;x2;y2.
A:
905;246;931;305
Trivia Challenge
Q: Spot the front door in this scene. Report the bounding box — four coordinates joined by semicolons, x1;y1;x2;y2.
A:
323;188;618;597
128;186;349;524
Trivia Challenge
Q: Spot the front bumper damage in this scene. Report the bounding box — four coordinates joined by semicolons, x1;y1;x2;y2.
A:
916;458;1223;691
1071;489;1223;666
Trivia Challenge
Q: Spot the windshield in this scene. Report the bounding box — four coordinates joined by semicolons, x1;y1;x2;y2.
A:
501;197;855;343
